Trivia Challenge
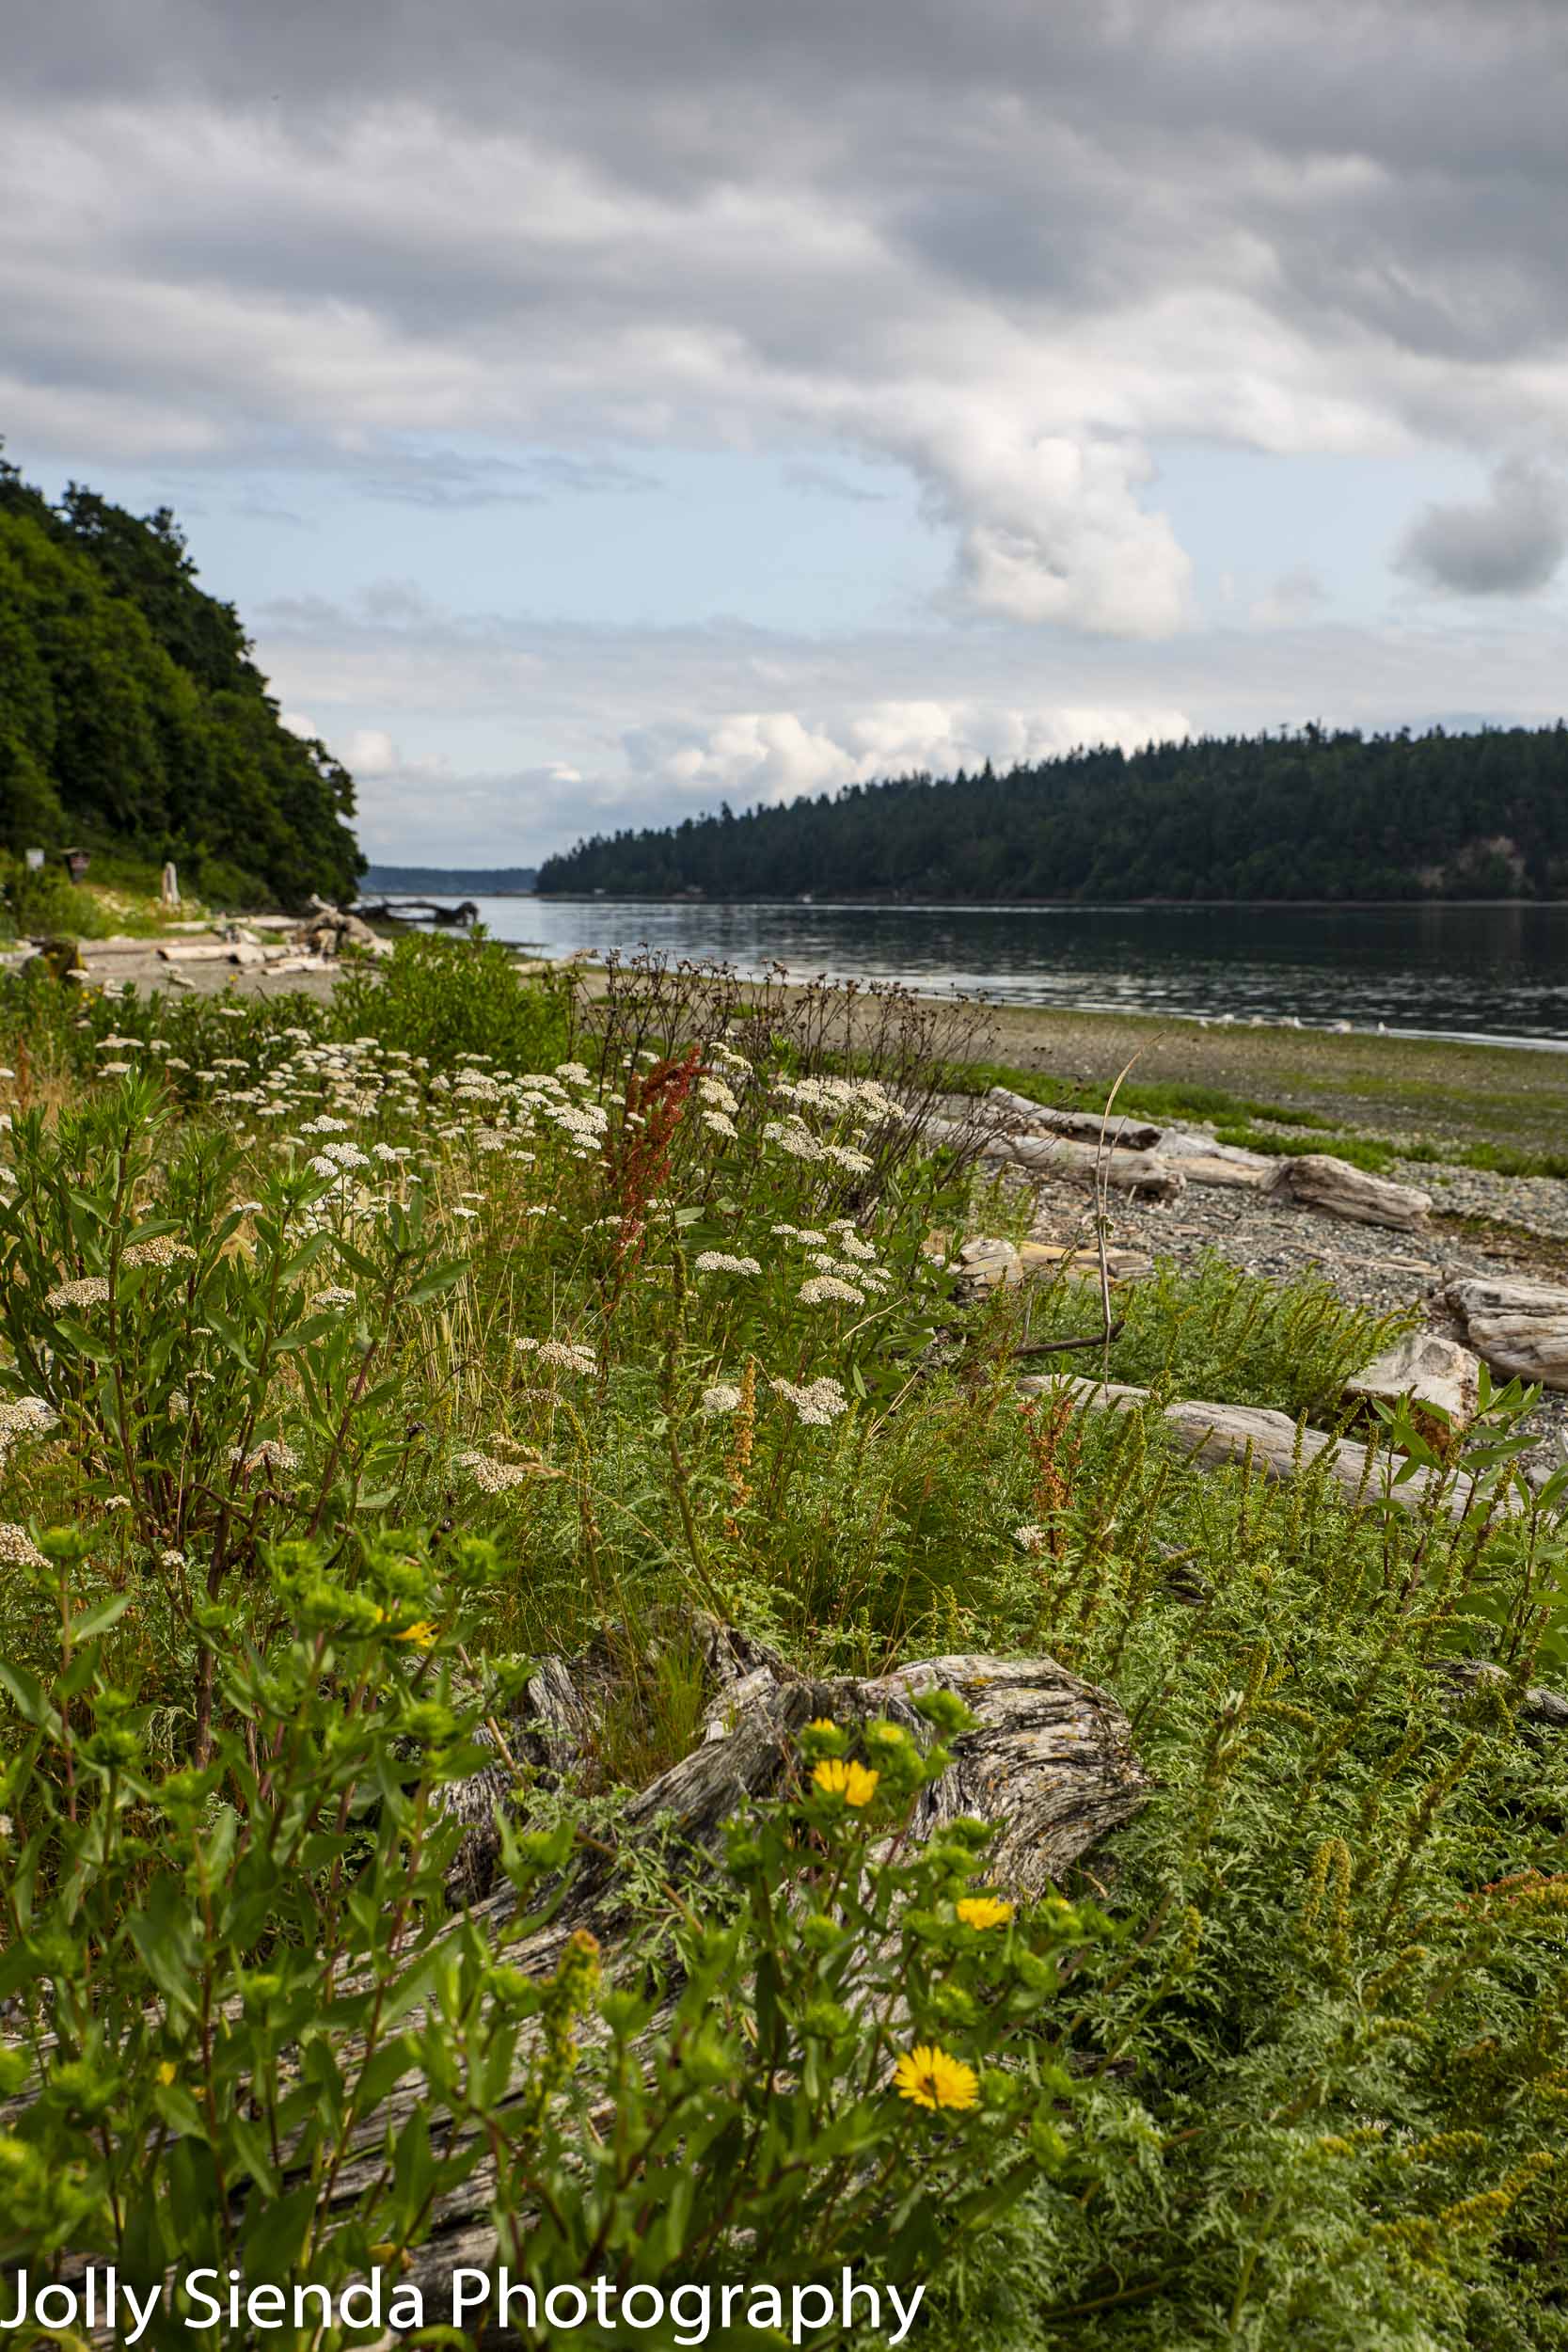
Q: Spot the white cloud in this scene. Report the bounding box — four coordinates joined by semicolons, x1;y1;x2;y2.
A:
12;0;1568;854
10;4;1568;647
626;699;1195;808
341;727;400;774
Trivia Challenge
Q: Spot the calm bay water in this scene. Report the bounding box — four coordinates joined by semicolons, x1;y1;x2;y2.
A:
395;898;1568;1047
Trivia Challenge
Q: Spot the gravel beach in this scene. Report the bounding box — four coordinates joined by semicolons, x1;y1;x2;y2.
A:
1018;1152;1568;1468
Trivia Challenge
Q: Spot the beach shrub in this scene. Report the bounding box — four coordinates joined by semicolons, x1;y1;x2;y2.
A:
0;1537;1102;2337
1008;1253;1413;1423
330;930;575;1073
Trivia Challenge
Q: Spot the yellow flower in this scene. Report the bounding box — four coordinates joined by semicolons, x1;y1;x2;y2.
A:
806;1717;838;1735
956;1896;1014;1931
154;2059;177;2086
812;1756;879;1806
894;2043;979;2112
393;1619;437;1648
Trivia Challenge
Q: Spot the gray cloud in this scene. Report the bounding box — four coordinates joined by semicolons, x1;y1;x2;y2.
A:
8;1;1568;641
1395;459;1568;596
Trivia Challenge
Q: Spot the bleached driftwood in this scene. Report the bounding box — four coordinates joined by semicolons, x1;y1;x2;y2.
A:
1344;1332;1481;1441
1162;1152;1274;1191
1446;1276;1568;1391
441;1627;1150;1912
1016;1375;1519;1519
919;1112;1184;1200
1263;1153;1432;1230
985;1085;1163;1154
951;1235;1152;1299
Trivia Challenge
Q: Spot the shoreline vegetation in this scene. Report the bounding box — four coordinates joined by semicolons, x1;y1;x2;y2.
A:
0;453;361;910
3;930;1568;2345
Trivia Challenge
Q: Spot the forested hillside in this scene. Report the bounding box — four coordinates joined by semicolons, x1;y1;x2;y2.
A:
0;449;361;905
537;723;1568;901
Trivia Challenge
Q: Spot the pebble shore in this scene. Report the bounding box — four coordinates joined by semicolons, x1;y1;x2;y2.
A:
1021;1149;1568;1469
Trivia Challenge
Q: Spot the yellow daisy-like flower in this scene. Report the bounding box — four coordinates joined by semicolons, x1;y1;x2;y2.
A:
805;1717;839;1735
812;1756;879;1806
393;1619;437;1648
955;1896;1014;1931
154;2059;178;2087
894;2042;979;2112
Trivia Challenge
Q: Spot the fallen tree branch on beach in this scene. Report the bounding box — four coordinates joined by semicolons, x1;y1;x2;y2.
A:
1263;1152;1433;1229
1016;1375;1522;1519
920;1110;1186;1200
444;1628;1152;1914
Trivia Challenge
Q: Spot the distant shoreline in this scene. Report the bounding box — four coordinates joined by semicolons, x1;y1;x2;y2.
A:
381;890;1568;912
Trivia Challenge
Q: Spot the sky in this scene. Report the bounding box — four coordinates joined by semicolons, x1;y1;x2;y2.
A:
8;0;1568;866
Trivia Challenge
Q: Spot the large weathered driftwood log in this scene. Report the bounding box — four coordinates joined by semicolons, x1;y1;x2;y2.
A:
919;1112;1184;1200
1446;1275;1568;1391
1016;1375;1518;1519
1263;1153;1432;1229
984;1085;1164;1154
444;1629;1151;1915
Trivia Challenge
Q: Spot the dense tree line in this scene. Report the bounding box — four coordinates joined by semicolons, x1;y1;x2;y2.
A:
537;723;1568;902
0;449;361;905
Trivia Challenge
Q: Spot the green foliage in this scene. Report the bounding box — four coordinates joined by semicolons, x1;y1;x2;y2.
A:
0;448;360;905
0;1519;1101;2343
537;720;1568;903
0;854;118;942
1014;1253;1413;1423
332;930;576;1072
2;969;1567;2345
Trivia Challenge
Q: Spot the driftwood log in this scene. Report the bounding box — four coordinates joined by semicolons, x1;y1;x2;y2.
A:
359;1625;1154;2316
443;1626;1151;1914
1160;1152;1275;1191
1017;1375;1521;1519
920;1112;1184;1200
950;1233;1152;1301
984;1096;1280;1192
1446;1275;1568;1391
1343;1331;1481;1444
984;1085;1164;1154
1263;1153;1432;1229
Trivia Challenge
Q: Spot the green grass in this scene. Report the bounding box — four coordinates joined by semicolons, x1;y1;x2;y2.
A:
949;1057;1339;1133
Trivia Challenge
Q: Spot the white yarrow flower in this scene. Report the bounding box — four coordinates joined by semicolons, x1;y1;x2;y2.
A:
769;1375;849;1426
798;1275;864;1307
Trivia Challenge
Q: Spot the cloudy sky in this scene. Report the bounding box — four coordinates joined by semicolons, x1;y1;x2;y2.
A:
8;0;1568;865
